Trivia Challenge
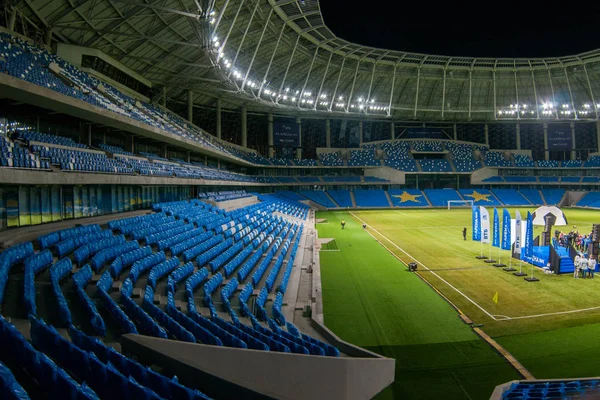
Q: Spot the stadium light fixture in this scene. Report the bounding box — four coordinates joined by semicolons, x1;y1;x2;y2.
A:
285;88;290;92
291;97;296;102
320;93;327;99
283;96;288;100
338;96;343;100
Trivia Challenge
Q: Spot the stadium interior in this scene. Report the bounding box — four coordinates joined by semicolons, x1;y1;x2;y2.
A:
1;0;600;399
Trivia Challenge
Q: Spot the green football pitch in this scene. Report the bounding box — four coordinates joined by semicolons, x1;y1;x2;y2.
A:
316;208;600;400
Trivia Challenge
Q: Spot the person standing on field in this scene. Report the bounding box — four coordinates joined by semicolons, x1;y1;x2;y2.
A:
341;219;346;230
462;227;467;241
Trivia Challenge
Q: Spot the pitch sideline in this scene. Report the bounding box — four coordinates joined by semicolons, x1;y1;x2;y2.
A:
349;211;600;321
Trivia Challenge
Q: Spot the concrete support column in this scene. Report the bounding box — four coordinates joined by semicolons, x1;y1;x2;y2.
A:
571;121;576;160
162;144;168;159
8;8;17;32
391;122;395;140
543;122;549;161
358;120;364;145
484;124;489;147
215;98;222;139
87;124;92;147
267;113;274;158
241;107;247;148
187;90;194;122
296;116;302;159
204;155;208;166
596;121;600;153
325;119;331;148
453;123;457;141
186;151;191;163
45;28;52;48
515;123;521;150
130;135;135;154
161;87;167;108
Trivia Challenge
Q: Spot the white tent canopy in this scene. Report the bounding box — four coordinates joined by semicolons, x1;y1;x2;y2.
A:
532;206;568;226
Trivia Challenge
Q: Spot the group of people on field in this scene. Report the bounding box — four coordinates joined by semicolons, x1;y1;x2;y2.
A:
574;252;597;279
557;227;591;252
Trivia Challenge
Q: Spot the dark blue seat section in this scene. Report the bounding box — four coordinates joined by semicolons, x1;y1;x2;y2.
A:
109;245;153;278
231;319;291;353
0;316;98;399
238;282;254;317
211;317;269;351
208;241;245;273
0;359;30;400
196;238;233;268
49;258;74;326
220;278;239;314
23;250;54;316
166;262;195;294
68;326;210;399
54;230;113;258
222;244;253;278
237;245;265;282
0;242;34;305
187;312;248;349
120;294;168;339
165;299;223;346
147;257;181;289
185;267;209;314
129;252;167;284
255;287;269;321
37;224;102;249
156;227;200;252
169;231;214;257
202;273;223;306
72;265;106;336
73;235;126;266
279;226;303;294
142;287;195;343
272;292;285;326
90;241;139;272
145;224;194;246
182;234;223;263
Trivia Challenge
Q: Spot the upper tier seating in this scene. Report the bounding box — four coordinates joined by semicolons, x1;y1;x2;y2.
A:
483;151;512;167
353;189;389;207
17;131;88;148
491;189;532;206
482;176;505;183
541;189;565;205
327;190;352;207
293;159;318;166
382;141;418;172
0;136;49;169
321;176;361;183
319;152;344;166
412;140;444;152
270;158;293;166
459;189;501;206
513;154;535;167
198;190;250;202
446;142;484;172
347;150;379;166
585;156;600;167
419;159;453;172
388;189;428;207
536;160;559;168
423;189;463;207
499;379;600;400
563;160;583;168
33;145;133;174
98;143;135;156
503;176;537;183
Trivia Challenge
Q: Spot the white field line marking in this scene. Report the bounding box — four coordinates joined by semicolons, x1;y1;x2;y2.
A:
351;211;600;321
349;211;498;321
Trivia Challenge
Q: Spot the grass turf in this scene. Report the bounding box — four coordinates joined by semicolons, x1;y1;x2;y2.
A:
317;212;520;399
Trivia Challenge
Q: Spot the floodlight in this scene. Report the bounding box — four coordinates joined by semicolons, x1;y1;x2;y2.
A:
291;97;296;102
283;96;288;100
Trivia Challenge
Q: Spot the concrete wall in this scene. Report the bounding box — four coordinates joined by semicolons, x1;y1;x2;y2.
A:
470;167;499;184
364;166;405;184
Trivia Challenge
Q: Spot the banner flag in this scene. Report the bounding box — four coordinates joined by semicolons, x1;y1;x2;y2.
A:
492;291;499;304
472;206;481;241
514;210;522;255
493;208;500;248
480;206;490;244
501;209;511;250
522;211;534;259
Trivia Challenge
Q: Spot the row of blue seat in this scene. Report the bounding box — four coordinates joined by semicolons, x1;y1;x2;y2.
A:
0;359;29;399
0;315;98;399
196;238;233;268
147;257;182;290
49;258;73;326
72;265;106;336
38;224;102;249
129;252;167;284
167;262;195;293
90;241;139;272
73;235;126;265
169;230;214;256
0;242;34;304
220;278;239;314
109;246;152;278
182;234;223;263
55;229;113;258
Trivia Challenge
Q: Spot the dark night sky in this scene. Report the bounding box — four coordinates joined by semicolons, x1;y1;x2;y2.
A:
319;1;600;58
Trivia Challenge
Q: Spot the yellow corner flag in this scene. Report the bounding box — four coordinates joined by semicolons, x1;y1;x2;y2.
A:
492;291;499;305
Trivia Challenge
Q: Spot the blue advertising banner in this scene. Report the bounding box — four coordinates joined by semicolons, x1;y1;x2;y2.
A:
404;127;445;139
493;208;500;248
501;209;511;250
521;211;534;260
274;119;300;147
472;206;481;241
547;124;572;150
521;246;550;267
